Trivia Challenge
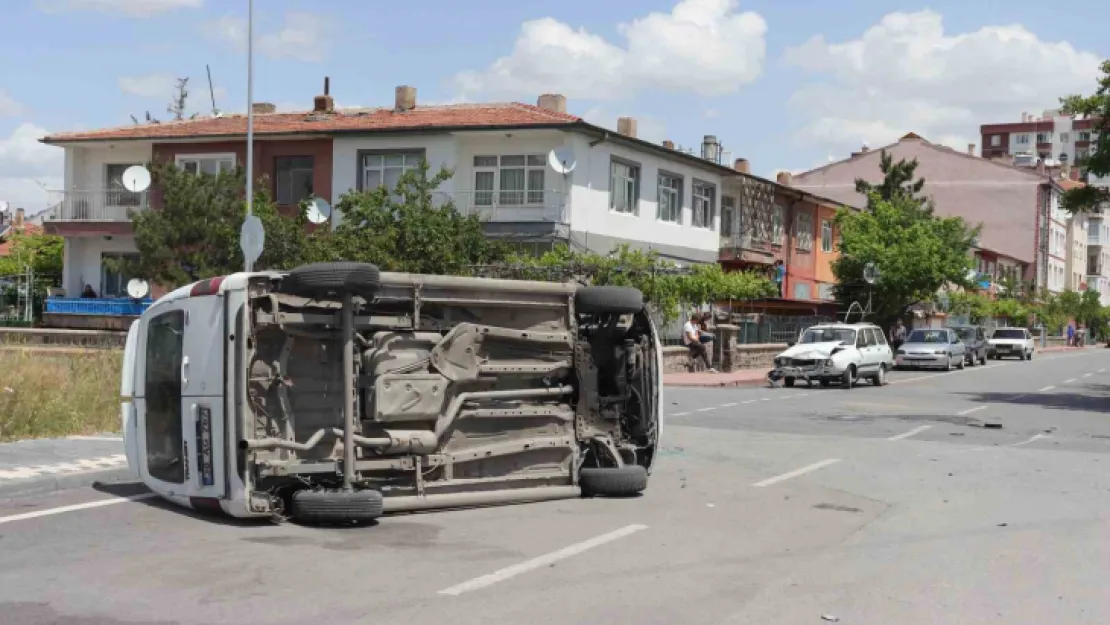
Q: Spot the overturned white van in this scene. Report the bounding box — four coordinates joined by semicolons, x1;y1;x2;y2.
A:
120;262;662;523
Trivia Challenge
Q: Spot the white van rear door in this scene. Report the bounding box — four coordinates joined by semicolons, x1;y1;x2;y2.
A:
179;296;227;499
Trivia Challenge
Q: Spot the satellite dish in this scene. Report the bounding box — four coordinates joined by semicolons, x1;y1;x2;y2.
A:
126;278;150;299
966;269;978;282
548;149;577;175
305;197;332;225
0;201;8;213
121;165;152;193
863;262;880;284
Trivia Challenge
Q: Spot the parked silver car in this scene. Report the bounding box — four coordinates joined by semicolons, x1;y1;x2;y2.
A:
894;328;967;370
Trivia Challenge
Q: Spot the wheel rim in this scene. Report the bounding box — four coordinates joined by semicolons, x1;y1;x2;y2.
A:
877;366;885;385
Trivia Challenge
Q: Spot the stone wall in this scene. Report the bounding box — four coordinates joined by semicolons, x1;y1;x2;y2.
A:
662;343;785;374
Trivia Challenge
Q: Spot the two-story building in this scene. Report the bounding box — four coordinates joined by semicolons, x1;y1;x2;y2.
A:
41;85;740;310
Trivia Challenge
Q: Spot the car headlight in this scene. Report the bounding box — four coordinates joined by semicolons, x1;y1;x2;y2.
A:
934;349;947;355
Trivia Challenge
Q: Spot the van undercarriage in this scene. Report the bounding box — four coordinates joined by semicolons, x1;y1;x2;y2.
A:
237;263;660;522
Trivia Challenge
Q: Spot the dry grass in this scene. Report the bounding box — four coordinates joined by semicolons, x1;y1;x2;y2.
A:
0;348;123;441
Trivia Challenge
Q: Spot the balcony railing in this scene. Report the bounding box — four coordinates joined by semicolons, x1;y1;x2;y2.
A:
432;190;566;223
45;189;150;222
45;297;152;316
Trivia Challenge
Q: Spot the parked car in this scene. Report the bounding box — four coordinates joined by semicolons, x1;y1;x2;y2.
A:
949;325;988;366
894;328;967;370
988;327;1035;360
771;322;894;389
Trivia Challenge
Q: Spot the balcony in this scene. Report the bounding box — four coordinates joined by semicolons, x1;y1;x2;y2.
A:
433;190;566;224
45;189;150;222
1089;228;1105;247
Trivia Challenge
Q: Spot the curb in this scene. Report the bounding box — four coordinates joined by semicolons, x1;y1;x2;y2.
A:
665;378;767;389
0;466;137;502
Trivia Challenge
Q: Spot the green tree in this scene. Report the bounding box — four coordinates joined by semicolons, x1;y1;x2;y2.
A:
125;161;313;286
832;192;979;328
0;233;64;277
854;149;930;208
944;290;992;323
309;161;505;275
1059;59;1110;212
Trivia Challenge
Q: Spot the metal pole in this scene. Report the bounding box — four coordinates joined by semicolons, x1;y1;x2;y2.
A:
341;294;356;491
244;0;255;273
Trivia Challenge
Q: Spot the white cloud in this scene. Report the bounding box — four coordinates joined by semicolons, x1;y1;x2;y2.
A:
0;91;23;117
454;0;766;100
202;12;332;62
118;73;176;99
582;106;668;144
0;123;64;212
783;10;1102;157
37;0;201;17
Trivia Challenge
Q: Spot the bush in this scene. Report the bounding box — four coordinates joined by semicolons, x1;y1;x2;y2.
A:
0;349;122;441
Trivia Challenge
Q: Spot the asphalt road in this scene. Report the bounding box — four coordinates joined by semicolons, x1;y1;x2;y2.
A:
2;348;1110;624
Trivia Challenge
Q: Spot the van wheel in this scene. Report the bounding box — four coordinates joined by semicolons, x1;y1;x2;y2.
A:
290;489;383;525
580;466;648;497
784;377;796;388
281;262;381;300
575;286;644;315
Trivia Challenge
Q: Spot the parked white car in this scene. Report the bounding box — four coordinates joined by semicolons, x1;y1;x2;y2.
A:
987;327;1035;360
771;322;894;389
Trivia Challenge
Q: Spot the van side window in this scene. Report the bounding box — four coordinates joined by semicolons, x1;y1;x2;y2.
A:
145;310;185;484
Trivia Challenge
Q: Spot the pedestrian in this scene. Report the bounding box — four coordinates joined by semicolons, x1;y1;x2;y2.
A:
1067;323;1075;347
890;318;907;351
772;260;786;298
80;284;97;299
684;312;716;373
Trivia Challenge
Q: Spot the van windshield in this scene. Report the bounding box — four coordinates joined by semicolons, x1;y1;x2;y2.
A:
800;328;856;344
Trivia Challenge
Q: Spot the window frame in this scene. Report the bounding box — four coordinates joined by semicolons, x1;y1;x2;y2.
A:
691;179;716;230
657;170;684;224
990;134;1002;147
771;205;785;246
472;154;547;206
100;252;140;298
821;219;833;253
174;153;237;176
609;157;641;215
104;162;144;207
1015;133;1031;145
356;149;426;192
795;211;814;252
273;155;315;206
1036;132;1052;144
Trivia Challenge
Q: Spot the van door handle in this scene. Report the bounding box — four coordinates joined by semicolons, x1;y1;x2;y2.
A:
181;356;190;386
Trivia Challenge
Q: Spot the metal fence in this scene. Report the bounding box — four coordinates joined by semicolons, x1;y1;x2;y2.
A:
657;310;833;346
0;269;61;327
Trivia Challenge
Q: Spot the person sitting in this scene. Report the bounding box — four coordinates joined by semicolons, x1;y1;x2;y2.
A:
80;285;98;298
684;312;717;373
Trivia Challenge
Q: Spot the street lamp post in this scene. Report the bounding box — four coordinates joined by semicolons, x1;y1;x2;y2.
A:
244;0;255;273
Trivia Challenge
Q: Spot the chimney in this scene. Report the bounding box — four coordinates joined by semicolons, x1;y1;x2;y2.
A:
776;171;793;186
662;140;675;150
968;143;976;156
701;135;721;163
537;94;567;114
616;117;638;138
1022;111;1028;122
313;76;334;113
252;102;276;114
395;85;417;112
734;158;750;174
14;208;24;228
860;145;870;153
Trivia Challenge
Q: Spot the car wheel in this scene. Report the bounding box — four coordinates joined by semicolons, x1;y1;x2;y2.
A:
979;352;987;365
957;356;965;370
945;356;953;371
281;262;381;301
873;364;887;386
575;286;645;315
290;489;383;525
580;466;649;497
820;379;831;388
967;353;976;367
784;377;796;388
1026;350;1033;361
842;366;855;389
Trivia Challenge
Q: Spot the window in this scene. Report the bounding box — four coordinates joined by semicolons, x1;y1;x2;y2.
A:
720;196;736;235
105;163;143;207
144;309;185;484
818;283;835;301
657;172;683;223
176;154;235;176
1015;134;1031;145
1060;132;1070;143
795;211;814;251
821;220;833;252
1037;132;1052;144
692;180;715;229
361;152;423;192
874;329;888;345
473;154;546;206
610;160;640;214
856;329;871;347
274;156;314;205
1079;131;1092;142
793;282;812;301
100;252;140;298
772;205;785;245
990;135;1001;147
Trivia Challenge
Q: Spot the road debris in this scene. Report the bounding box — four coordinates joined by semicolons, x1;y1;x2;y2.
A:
821;615;840;622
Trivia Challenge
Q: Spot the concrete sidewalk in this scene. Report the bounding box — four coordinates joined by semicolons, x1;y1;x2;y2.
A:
0;436;134;501
663;344;1105;388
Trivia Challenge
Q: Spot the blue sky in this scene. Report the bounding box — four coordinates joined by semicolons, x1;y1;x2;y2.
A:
1;0;1107;212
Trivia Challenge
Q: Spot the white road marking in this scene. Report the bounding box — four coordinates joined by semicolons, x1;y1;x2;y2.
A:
956;406;988;416
1100;369;1106;373
1013;434;1049;447
720;403;738;408
437;524;648;596
761;398;772;402
696;407;714;413
1064;378;1077;384
888;425;932;441
1083;373;1093;378
741;400;756;405
1038;386;1055;392
0;455;127;482
670;412;690;417
66;436;124;442
0;493;158;526
752;459;841;488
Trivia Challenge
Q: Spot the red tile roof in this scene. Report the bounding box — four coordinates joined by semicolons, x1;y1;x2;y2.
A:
42;103;582;143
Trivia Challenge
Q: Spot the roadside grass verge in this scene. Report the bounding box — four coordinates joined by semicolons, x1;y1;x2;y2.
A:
0;348;122;441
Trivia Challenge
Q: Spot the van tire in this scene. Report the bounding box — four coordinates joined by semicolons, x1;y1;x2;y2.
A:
290;488;383;524
580;465;648;497
282;262;381;300
575;286;644;315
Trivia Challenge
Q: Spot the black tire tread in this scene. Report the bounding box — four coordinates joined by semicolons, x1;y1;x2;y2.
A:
291;489;383;524
580;465;648;497
282;261;381;299
575;286;644;315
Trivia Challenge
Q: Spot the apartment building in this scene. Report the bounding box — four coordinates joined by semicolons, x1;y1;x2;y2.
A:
790;133;1076;297
980;110;1099;174
40;85;748;316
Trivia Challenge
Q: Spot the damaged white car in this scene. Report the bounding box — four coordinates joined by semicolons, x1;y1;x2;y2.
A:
120;262;662;524
769;323;893;389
